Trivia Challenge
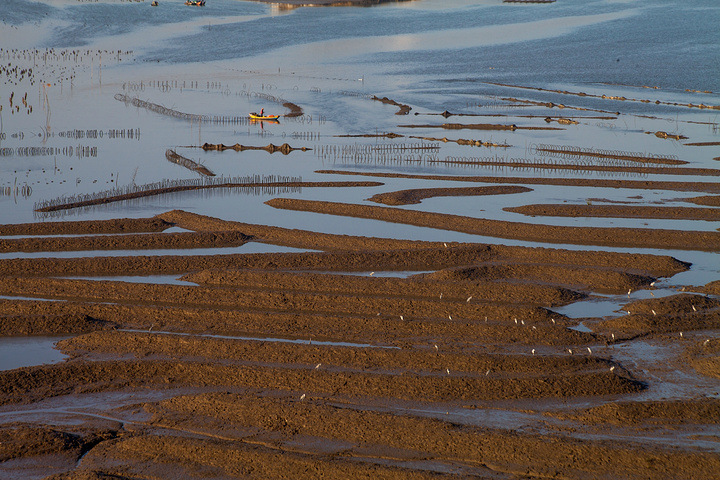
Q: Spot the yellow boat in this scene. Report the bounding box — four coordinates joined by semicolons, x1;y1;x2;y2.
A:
249;112;280;121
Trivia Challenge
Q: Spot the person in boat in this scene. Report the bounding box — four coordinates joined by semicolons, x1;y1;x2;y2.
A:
260;108;264;116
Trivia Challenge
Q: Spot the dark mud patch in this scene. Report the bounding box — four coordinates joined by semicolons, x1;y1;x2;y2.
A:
371;95;411;115
0;217;173;236
400;122;563;131
682;195;720;207
199;142;310;154
0;312;114;336
0;230;251;253
368;185;531;206
506;204;720;221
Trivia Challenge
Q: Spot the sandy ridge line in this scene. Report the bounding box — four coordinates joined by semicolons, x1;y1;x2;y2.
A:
183;268;583;306
144;392;720;480
0;298;595;346
367;185;532;206
157;211;688;277
80;434;470;480
316;169;720;194
267;197;720;251
0;210;680;277
0;217;173;236
506;204;720;221
0;236;683;283
157;209;439;251
0;276;557;323
0;230;251;253
0;359;641;406
61;330;611;375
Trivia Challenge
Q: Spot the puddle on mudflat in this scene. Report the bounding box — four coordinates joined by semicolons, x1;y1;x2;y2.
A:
0;336;70;371
556;287;690;320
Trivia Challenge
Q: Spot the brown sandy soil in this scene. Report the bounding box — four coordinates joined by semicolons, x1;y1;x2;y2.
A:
317;168;720;194
683;195;720;207
372;95;412;115
0;230;251;253
1;212;718;479
0;312;114;336
136;393;720;478
505;204;720;221
0;297;591;347
266;197;720;251
551;398;720;426
368;185;531;205
685;141;720;146
700;280;720;296
0;217;173;236
65;434;459;479
686;339;720;380
595;294;720;338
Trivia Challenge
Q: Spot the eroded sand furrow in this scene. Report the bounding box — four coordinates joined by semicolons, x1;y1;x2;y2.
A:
0;277;558;323
182;269;584;306
59;331;611;375
77;434;462;480
0;359;641;406
506;204;720;221
0;298;593;347
267;198;720;251
0;231;251;253
138;393;720;480
0;217;173;236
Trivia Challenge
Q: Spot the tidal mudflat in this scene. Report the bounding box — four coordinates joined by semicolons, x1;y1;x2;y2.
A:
1;0;719;478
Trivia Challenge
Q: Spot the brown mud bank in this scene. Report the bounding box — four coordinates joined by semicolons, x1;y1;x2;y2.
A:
266;197;720;251
506;203;720;221
368;185;532;205
1;212;718;479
